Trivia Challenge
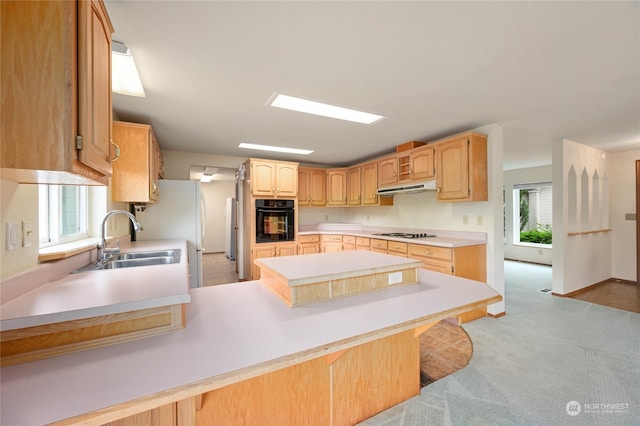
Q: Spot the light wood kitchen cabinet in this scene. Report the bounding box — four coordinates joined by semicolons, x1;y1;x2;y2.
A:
298;234;320;255
251;242;297;279
247;159;298;197
409;145;436;181
1;0;114;185
377;155;398;186
342;235;356;251
387;241;408;257
298;167;326;206
361;161;393;207
320;234;343;253
408;243;487;322
356;237;371;251
347;166;362;206
434;132;487;202
370;238;388;253
327;168;348;206
111;121;162;203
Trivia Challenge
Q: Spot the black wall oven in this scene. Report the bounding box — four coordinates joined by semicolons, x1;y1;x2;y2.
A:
255;199;295;243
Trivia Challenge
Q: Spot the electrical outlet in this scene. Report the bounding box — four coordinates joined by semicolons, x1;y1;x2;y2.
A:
22;221;33;248
325;215;329;221
6;222;19;251
388;271;402;285
462;215;469;225
476;215;483;226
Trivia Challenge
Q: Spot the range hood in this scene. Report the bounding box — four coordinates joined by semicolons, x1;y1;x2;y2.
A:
377;179;437;196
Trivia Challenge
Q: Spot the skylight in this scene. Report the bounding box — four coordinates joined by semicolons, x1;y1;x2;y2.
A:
268;94;384;125
238;143;314;155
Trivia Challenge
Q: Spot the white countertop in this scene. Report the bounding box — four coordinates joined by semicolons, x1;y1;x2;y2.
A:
0;240;191;331
256;250;423;286
0;267;500;426
298;224;486;248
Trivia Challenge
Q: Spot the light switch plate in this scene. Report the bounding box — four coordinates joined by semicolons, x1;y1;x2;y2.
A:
6;222;19;251
22;221;33;247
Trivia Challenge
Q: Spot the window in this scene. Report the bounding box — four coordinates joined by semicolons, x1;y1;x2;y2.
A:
39;185;88;247
513;183;552;246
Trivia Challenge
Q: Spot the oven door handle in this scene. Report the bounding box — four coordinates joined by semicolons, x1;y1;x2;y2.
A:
257;209;290;214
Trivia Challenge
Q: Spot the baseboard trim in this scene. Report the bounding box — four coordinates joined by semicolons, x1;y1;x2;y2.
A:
504;258;551;267
554;277;636;298
487;311;506;319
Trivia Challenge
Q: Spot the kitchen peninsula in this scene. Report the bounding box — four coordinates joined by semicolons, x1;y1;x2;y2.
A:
1;249;500;426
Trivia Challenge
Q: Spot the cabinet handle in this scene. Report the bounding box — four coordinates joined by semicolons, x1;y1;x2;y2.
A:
423;250;433;255
110;140;121;163
409;168;413;174
437;185;441;193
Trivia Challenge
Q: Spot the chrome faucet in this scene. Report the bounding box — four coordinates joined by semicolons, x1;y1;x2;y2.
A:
98;210;143;262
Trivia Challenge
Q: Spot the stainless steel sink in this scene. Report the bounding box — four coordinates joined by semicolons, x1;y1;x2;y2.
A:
71;249;181;273
116;249;180;260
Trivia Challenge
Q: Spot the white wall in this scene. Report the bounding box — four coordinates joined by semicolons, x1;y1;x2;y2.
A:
300;124;506;315
552;139;612;294
201;180;236;253
162;150;246;180
503;165;553;264
610;149;639;281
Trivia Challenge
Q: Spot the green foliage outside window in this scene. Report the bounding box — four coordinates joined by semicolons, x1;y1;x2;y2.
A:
520;224;552;244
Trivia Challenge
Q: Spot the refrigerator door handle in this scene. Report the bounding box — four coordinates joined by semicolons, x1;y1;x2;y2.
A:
200;193;207;241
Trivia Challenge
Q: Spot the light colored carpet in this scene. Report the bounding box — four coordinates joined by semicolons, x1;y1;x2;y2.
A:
202;252;239;286
360;260;640;425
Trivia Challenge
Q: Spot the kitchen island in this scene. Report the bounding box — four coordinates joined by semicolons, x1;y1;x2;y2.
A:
0;252;501;426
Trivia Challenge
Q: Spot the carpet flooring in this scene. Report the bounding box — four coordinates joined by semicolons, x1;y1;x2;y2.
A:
202;252;238;286
360;260;640;425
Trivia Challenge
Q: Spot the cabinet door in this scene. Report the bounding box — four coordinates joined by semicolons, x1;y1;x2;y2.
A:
298;168;310;206
251;160;276;196
111;122;154;203
149;130;160;202
299;243;320;255
276;244;297;257
252;245;275;279
309;169;326;206
276;162;298;197
327;169;347;206
377;156;398;186
410;146;435;180
361;162;379;205
77;0;113;177
347;166;361;206
435;137;469;201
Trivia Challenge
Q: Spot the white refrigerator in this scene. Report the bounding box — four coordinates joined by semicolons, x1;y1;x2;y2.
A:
135;180;205;288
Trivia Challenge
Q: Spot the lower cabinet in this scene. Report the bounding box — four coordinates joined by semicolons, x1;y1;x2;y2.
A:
298;234;320;255
195;328;422;426
387;241;408;257
103;396;196;426
342;235;356;251
356;237;370;251
408;243;487;322
320;234;343;253
251;243;297;279
369;238;388;253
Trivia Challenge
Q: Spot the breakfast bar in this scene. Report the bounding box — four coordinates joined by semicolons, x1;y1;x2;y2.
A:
0;252;501;426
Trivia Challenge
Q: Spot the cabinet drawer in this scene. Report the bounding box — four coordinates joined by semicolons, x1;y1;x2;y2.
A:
370;239;388;250
299;234;320;243
356;237;370;247
387;241;408;254
342;235;355;244
408;244;452;261
421;259;453;275
321;234;343;242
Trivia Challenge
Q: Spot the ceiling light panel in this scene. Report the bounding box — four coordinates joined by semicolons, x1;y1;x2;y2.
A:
238;143;313;155
268;94;384;125
112;41;145;97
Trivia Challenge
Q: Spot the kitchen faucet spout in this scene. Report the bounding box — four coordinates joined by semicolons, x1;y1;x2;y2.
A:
98;210;143;261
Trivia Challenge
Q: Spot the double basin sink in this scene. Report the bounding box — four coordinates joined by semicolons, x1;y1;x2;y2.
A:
72;249;181;273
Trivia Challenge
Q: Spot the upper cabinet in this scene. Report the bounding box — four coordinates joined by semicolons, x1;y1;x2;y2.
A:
111;121;163;204
247;159;298;198
377;155;398;186
408;145;435;181
1;0;114;185
298;167;326;206
435;132;487;202
347;166;362;206
327;168;348;206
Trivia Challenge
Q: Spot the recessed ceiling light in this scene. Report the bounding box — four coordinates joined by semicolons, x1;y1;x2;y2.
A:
238;143;314;155
268;94;384;125
112;41;145;97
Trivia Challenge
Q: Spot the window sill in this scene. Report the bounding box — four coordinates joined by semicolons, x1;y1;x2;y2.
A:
38;238;101;262
512;242;552;249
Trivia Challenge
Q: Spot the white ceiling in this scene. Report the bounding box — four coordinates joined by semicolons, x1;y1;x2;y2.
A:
105;1;640;171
